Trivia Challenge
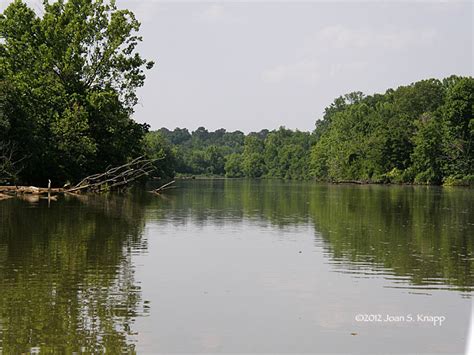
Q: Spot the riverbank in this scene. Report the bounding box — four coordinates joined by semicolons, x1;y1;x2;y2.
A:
173;175;474;187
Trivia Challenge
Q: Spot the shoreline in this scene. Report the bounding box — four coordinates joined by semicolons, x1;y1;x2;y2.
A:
174;175;473;187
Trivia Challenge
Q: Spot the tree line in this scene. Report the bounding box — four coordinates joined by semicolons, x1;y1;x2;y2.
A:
145;126;315;180
1;2;472;186
146;75;473;185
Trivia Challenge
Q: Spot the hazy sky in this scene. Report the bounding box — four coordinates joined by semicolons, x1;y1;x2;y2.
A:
2;0;473;132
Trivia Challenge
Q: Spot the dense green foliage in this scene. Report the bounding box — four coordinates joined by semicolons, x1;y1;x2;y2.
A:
147;75;472;185
152;127;245;176
147;126;314;180
0;0;153;185
311;76;473;185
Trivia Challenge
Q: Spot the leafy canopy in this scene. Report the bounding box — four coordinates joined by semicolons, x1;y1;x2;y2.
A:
0;0;154;184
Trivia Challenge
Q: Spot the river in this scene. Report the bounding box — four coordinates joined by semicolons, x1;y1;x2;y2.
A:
0;180;472;353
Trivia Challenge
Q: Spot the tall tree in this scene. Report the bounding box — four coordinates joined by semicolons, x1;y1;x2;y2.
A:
0;0;154;184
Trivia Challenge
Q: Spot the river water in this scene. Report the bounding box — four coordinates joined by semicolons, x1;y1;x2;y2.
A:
0;180;472;354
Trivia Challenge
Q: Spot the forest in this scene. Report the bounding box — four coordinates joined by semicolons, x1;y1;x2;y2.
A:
310;76;473;185
0;0;153;186
146;126;314;179
147;75;473;185
0;1;472;187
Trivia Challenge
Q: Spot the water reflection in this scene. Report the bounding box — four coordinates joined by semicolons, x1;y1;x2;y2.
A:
0;180;472;352
146;180;474;293
0;194;148;353
309;185;474;293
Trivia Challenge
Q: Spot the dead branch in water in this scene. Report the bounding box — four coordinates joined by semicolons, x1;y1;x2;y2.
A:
0;156;162;199
67;156;160;193
151;180;176;194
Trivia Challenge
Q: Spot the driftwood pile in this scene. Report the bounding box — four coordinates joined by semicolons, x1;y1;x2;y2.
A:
0;184;61;201
0;156;169;200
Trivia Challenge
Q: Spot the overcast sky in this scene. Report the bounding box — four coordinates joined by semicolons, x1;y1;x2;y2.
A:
2;0;473;132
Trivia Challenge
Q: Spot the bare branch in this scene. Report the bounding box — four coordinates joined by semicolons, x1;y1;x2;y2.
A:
67;156;162;193
0;141;28;184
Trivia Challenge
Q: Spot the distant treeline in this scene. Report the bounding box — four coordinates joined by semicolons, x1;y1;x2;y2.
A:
147;75;473;185
145;127;313;179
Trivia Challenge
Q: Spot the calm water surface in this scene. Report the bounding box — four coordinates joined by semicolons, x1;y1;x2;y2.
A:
0;180;472;354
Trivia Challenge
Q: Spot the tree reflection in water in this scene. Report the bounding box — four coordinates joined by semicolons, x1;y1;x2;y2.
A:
0;194;148;353
147;180;474;292
0;180;472;352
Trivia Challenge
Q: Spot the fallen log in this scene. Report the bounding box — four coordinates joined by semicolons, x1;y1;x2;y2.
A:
0;156;161;200
334;180;367;185
151;180;176;194
0;193;13;200
0;186;63;194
